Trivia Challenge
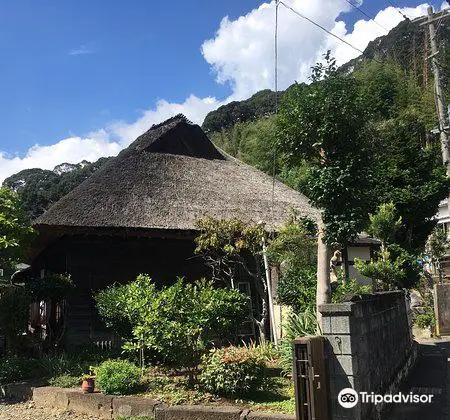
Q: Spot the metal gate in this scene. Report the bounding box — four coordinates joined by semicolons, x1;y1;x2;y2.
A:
293;336;329;420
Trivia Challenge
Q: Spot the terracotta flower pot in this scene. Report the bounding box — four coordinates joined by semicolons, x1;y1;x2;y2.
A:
81;377;95;393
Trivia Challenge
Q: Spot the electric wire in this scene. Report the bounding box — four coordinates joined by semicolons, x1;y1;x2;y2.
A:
433;13;447;40
344;0;390;33
386;0;410;20
279;1;365;55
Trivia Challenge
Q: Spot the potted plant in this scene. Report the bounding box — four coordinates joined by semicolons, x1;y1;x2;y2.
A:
81;366;96;393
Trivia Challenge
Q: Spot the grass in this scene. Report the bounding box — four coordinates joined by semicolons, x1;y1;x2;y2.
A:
139;374;294;414
239;378;295;414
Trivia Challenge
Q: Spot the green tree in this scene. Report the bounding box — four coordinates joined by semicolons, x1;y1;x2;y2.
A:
426;227;448;284
354;59;434;124
266;217;317;313
355;203;420;290
0;187;34;272
95;276;249;380
278;52;372;246
202;89;280;134
237;116;279;174
365;203;402;252
370;111;448;255
2;157;111;220
194;218;269;342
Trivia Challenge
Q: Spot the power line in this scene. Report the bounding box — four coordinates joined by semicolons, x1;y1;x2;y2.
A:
344;0;390;33
434;14;446;40
279;1;365;55
386;0;410;20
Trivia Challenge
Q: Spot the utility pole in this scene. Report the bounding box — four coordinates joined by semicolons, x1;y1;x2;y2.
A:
424;6;450;177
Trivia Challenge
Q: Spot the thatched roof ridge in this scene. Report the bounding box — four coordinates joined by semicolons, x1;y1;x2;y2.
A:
124;114;224;160
35;117;318;232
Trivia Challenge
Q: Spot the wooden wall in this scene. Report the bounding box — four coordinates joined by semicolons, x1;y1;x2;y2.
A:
32;233;211;347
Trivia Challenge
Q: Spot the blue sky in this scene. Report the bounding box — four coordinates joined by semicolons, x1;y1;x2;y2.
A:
0;0;447;180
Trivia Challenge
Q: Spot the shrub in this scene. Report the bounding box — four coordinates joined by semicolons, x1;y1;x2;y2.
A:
275;266;316;313
415;311;435;330
242;340;281;366
48;374;80;388
95;276;249;372
38;353;84;378
0;356;36;384
279;309;319;376
93;283;134;339
200;346;265;397
331;279;372;303
95;359;141;395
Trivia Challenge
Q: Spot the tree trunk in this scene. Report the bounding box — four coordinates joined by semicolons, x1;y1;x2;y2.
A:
255;296;268;343
341;247;349;284
316;215;331;327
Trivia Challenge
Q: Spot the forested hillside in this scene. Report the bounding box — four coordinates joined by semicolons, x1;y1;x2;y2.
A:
202;14;448;192
3;158;111;220
342;15;449;92
202;89;282;134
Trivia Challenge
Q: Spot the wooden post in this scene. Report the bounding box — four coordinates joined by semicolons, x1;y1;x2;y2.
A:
426;6;450;178
262;236;278;346
316;215;331;327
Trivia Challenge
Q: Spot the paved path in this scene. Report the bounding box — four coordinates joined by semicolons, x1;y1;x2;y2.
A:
0;400;99;420
389;338;450;420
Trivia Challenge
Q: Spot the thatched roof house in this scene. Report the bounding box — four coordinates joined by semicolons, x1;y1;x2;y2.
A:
30;115;318;347
35;115;317;233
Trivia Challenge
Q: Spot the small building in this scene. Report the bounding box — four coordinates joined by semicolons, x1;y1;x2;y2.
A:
29;115;319;347
344;235;380;285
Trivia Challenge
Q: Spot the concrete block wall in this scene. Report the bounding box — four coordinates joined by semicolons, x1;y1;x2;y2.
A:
319;291;415;420
434;283;450;335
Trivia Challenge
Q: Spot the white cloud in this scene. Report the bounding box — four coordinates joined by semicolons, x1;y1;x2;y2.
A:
0;95;221;182
202;0;351;100
69;45;95;56
0;1;434;183
329;4;430;65
0;135;121;182
201;1;431;99
110;95;223;147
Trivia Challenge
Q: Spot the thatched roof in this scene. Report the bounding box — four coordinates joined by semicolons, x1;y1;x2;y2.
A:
35;115;318;232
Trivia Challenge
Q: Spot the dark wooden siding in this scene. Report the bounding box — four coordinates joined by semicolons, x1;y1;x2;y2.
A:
32;234;210;347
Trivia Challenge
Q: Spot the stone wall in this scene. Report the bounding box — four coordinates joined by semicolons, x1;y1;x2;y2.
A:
31;386;295;420
319;291;415;420
434;283;450;335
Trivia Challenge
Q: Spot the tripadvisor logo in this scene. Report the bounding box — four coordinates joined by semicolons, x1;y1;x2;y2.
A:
338;388;359;408
338;388;434;408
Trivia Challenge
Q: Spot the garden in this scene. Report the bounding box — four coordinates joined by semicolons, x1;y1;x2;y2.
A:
0;187;397;416
0;272;301;413
0;212;370;416
0;273;367;416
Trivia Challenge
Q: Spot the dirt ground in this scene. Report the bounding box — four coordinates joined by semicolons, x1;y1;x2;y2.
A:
0;400;100;420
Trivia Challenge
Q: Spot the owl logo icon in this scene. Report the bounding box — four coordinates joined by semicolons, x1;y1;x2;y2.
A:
338;388;359;408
